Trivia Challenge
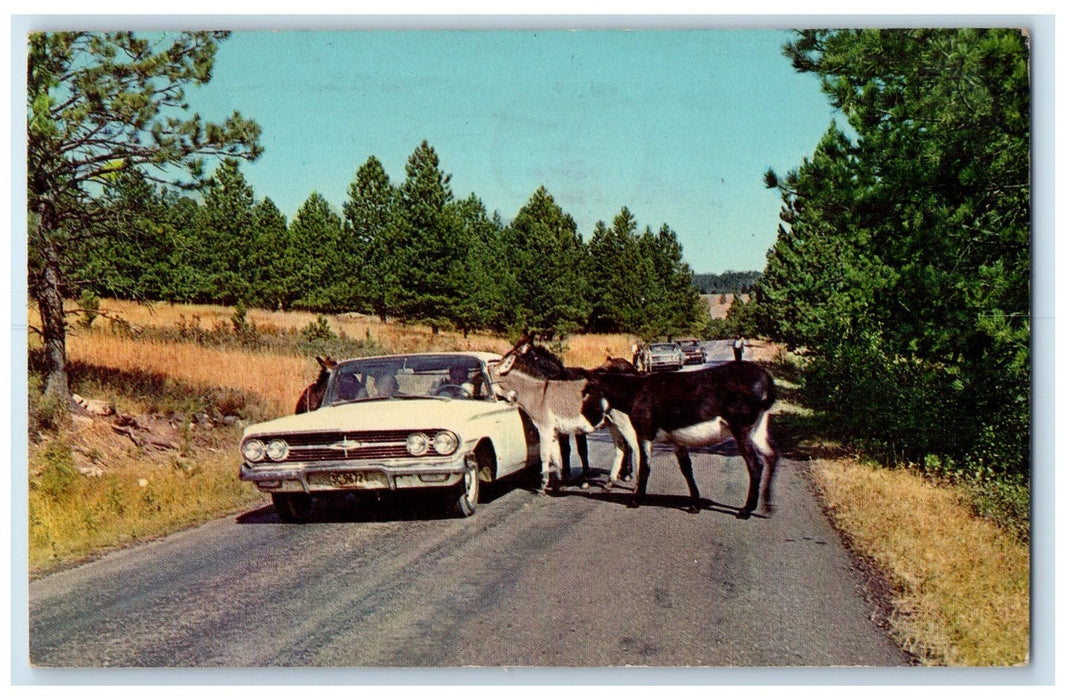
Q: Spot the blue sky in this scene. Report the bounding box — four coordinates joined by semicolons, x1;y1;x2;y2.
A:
185;28;838;274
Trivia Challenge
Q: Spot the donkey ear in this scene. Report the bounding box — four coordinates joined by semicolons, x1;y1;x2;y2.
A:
317;355;337;371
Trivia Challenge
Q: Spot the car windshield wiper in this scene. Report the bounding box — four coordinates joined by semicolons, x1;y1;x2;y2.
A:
330;394;444;407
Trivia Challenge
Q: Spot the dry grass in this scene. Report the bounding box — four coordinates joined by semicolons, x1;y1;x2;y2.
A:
79;299;515;356
29;418;264;575
67;331;312;418
558;333;639;368
810;458;1029;666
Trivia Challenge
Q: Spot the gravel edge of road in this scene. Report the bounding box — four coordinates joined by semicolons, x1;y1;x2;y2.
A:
800;461;921;667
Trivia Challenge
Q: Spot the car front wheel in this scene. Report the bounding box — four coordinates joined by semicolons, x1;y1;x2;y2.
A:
449;467;480;518
272;492;313;523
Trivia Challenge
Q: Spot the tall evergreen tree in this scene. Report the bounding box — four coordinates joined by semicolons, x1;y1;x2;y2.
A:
248;197;289;309
197;158;257;304
586;207;651;334
27;31;261;399
447;194;509;334
392;140;464;331
283;192;346;311
645;223;704;337
344;155;396;319
77;170;174;301
501;186;590;337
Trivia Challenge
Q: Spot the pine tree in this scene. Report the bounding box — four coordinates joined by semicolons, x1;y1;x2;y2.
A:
501;186;590;337
344;156;396;320
392;140;463;331
284;192;346;311
27;31;261;399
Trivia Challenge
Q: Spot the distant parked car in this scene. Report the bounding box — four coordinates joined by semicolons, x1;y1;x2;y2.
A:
635;342;685;373
239;352;536;522
676;338;707;365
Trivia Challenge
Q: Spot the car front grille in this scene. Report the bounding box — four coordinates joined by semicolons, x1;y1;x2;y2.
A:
265;430;446;463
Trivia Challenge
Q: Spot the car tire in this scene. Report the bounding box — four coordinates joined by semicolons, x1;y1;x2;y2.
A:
272;492;313;523
449;467;480;518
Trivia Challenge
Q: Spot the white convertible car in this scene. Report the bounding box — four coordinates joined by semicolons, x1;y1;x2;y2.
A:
240;352;536;522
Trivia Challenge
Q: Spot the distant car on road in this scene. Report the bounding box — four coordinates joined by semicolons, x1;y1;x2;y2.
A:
676;338;707;365
635;342;685;373
239;352;535;522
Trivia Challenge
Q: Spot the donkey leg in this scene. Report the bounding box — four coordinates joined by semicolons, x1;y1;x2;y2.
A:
606;411;638;486
536;430;555;494
736;435;764;518
576;433;590;488
547;433;565;493
751;410;778;514
604;423;623;489
558;432;572;483
674;446;701;514
628;440;654;508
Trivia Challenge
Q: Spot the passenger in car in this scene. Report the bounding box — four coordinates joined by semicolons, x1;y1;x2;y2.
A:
336;371;368;401
373;371;400;397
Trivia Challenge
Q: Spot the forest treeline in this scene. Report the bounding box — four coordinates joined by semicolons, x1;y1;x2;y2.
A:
755;29;1031;480
73;141;706;340
692;271;762;295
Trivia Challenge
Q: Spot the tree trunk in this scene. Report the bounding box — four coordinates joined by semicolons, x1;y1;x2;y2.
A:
32;215;70;402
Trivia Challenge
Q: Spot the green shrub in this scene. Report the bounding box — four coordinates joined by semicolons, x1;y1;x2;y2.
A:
78;290;100;329
230;300;259;345
300;315;336;344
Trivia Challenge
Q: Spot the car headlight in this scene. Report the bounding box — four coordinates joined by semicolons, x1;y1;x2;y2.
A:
432;430;459;456
242;439;266;462
266;439;289;461
406;432;429;456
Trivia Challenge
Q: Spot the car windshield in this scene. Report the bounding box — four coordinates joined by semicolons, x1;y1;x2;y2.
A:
650;344;677;352
323;355;493;405
679;340;698;347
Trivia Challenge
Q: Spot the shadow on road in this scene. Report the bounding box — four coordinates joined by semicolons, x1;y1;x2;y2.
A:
234;472;542;525
544;480;769;519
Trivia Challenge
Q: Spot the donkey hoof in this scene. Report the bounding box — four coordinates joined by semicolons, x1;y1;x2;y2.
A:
686;503;700;514
627;499;641;509
736;509;752;520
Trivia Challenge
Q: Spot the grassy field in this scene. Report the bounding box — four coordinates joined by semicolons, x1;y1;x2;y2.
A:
26;299;1029;665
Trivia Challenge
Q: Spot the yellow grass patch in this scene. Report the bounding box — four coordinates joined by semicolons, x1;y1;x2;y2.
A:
67;331;311;417
28;419;263;575
559;333;639;369
810;458;1029;666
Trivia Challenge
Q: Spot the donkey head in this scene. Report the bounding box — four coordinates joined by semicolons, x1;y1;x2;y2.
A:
498;331;536;376
579;378;610;430
296;355;337;414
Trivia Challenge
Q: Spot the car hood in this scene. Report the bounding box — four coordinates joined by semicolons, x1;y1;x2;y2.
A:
243;398;512;439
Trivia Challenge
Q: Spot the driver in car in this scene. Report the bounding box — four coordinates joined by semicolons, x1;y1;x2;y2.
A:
436;364;479;398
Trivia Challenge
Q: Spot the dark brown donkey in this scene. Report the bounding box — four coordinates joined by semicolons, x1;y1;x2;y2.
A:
295;355;337;414
581;359;778;516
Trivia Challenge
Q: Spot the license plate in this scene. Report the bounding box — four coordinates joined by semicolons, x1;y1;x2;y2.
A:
314;471;388;489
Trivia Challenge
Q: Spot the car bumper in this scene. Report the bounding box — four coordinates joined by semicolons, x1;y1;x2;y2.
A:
649;358;683;371
240;452;476;494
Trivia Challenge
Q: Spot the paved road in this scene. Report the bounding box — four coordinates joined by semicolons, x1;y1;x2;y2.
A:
29;434;910;668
